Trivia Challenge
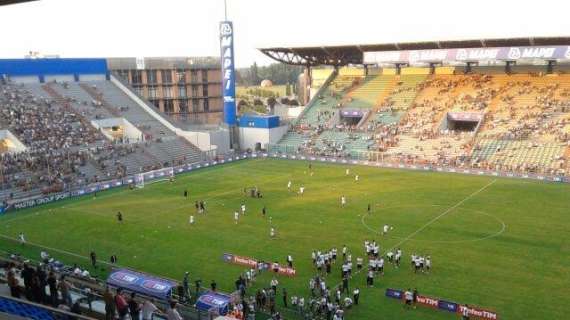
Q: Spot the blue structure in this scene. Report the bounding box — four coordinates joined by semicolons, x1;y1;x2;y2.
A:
238;114;280;128
0;58;108;82
219;21;237;126
106;269;177;301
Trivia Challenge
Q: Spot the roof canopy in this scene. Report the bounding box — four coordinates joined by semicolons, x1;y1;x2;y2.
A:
259;36;570;66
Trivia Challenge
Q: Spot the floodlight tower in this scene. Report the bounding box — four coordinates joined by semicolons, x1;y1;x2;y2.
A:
220;0;238;149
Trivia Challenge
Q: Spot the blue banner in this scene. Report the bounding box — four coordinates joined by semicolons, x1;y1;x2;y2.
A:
220;21;237;125
106;269;177;301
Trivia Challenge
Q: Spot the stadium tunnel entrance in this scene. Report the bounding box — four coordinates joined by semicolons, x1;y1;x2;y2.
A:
340;109;366;126
441;112;483;133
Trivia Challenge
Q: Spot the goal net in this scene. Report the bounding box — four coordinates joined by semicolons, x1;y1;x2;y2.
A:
134;167;174;189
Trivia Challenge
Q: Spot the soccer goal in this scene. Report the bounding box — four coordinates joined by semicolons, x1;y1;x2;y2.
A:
134;167;174;189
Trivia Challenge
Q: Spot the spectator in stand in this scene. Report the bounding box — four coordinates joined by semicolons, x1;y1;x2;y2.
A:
58;275;72;307
47;271;58;307
142;298;160;320
167;301;183;320
7;265;20;298
114;288;129;320
128;292;141;320
103;286;115;320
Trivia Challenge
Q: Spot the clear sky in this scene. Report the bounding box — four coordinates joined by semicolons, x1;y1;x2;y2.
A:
0;0;568;67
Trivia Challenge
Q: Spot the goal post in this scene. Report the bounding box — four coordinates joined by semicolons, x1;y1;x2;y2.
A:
134;167;174;189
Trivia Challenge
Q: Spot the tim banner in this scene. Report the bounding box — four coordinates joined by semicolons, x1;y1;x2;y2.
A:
222;253;296;277
385;288;498;319
220;21;237;126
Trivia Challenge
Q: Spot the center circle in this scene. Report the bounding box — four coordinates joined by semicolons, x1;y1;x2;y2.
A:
361;204;506;244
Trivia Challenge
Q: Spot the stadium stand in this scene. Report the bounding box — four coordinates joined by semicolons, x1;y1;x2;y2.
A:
0;78;204;202
272;68;570;177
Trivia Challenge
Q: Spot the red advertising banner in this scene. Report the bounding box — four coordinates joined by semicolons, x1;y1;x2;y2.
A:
222;253;296;277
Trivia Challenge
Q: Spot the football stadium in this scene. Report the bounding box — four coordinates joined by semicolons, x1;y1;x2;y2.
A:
0;1;569;320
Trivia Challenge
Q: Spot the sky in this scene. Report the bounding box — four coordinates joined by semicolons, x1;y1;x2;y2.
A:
0;0;569;68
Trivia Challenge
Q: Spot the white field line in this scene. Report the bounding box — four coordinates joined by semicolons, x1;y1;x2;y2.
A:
0;234;180;283
388;179;497;250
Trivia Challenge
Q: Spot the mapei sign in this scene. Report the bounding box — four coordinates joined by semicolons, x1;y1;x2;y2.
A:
364;45;570;64
219;21;237;125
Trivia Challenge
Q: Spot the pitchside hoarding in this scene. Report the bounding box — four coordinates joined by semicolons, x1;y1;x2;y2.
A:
364;45;570;64
220;21;237;126
222;253;296;277
386;288;498;319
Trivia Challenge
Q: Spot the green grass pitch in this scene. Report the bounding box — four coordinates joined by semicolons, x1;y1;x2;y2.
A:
1;159;569;319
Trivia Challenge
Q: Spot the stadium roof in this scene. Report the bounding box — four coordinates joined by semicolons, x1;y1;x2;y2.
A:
0;0;38;6
260;36;570;66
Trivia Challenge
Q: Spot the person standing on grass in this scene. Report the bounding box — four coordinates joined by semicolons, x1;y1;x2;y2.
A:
210;280;217;291
270;227;276;239
366;269;374;287
183;189;188;199
367;203;371;215
341;195;347;208
183;272;190;302
404;289;413;309
19;232;25;245
462;305;471;320
353;288;360;305
234;211;239;224
195;201;199;213
262;205;266;218
189;215;195;225
342;275;349;294
412;288;418;309
90;251;97;268
117;211;123;223
287;180;292;191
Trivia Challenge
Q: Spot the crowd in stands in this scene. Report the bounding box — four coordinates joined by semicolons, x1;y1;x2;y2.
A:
0;82;103;194
0;80;203;200
277;71;570;177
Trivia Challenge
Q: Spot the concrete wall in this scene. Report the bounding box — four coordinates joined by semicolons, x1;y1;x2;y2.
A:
0;130;27;154
274;104;305;121
91;118;143;142
238;125;288;151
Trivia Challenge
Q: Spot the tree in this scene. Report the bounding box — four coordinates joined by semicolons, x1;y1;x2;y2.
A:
250;62;260;86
